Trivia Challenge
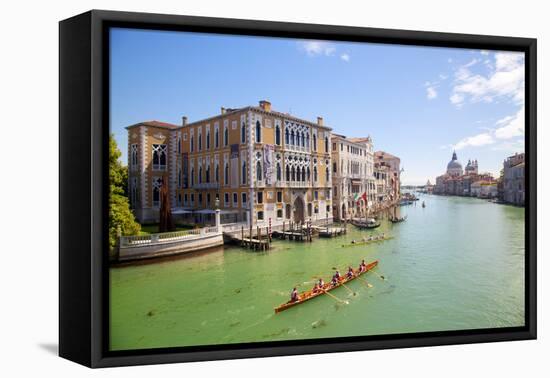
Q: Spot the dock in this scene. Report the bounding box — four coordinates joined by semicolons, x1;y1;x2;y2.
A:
272;221;314;242
223;225;272;251
315;225;347;238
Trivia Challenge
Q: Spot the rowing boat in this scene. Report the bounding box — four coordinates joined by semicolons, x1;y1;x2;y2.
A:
341;236;393;248
274;260;379;313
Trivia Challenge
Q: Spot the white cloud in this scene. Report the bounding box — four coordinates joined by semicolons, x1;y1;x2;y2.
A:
494;106;524;139
426;86;438;100
340;53;350;62
480;50;490;56
453;132;495;150
449;52;525;108
298;41;336;56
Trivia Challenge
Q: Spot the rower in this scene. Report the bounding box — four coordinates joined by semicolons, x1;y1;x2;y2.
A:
331;271;341;286
290;287;299;302
346;266;354;279
358;259;366;273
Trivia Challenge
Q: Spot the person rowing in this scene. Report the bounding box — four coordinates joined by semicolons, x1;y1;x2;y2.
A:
346;266;355;279
358;259;366;273
312;278;325;293
290;287;299;302
331;271;341;286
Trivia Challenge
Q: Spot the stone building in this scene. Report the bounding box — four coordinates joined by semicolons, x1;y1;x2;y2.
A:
503;152;525;206
434;151;494;197
374;151;401;204
127;100;333;226
330;134;375;220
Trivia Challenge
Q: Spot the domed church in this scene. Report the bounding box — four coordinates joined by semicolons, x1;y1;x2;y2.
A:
446;151;463;176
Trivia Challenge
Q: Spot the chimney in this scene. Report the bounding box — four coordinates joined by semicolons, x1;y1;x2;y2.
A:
182;116;188;126
317;117;324;126
221;107;226;115
259;100;271;112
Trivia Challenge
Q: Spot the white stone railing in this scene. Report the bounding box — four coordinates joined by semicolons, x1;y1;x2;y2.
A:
120;227;220;247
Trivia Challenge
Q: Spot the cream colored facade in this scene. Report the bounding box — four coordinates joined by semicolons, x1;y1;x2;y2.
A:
330;134;375;220
127;101;333;226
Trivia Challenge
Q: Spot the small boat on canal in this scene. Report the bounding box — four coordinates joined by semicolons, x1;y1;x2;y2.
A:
351;218;381;229
274;260;379;313
389;215;407;223
342;234;392;248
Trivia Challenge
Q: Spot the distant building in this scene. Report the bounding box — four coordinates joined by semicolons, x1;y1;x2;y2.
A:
434;151;494;197
374;151;401;204
503;152;525;206
331;134;375;220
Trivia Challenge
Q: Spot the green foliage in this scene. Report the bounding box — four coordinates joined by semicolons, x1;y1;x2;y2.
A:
109;134;140;250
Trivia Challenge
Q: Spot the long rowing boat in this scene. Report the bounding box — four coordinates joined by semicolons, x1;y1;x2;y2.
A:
274;260;379;313
341;236;392;248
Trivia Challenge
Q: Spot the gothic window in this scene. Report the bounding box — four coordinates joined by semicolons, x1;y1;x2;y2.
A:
301;132;305;147
291;166;296;181
224;126;229;146
275;125;281;145
130;144;138;169
290;130;295;145
255;121;261;143
215;164;219;183
241;123;246;144
191;168;195;186
325;136;329;152
302;167;306;181
306;133;310;149
313;134;317;151
326;166;330;181
198;167;203;184
286;165;290;181
152;144;167;171
198;134;202;151
314;167;318;182
256;161;262;181
276;162;282;181
215;128;219;148
206;131;210;149
224;163;229;185
307;166;311;181
152;177;162;208
242;161;247;185
285;128;289;145
190;136;194;152
206;165;210;183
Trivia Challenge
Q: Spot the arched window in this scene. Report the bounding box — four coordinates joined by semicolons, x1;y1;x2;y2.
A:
290;130;295;145
256;161;262;181
302;167;306;182
242;161;247;184
275;125;281;145
198;167;203;183
191;168;194;186
297;131;301;146
307;166;311;181
152;144;167;171
190;136;194;152
291;166;296;181
224;163;229;185
241;123;246;144
286;165;290;181
206;131;210;149
215;164;219;182
325;136;329;153
306;133;310;149
276;163;282;181
285;129;289;145
152;178;162;208
215;128;219;148
206;165;210;183
313;134;317;151
314;167;318;182
301;132;305;147
178;169;182;188
224;127;229;146
326;166;330;182
255;121;261;143
198;134;202;151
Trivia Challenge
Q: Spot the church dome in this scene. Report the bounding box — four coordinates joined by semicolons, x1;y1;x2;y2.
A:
446;151;463;175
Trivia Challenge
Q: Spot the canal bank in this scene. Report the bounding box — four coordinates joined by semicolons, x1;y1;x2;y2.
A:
110;194;525;351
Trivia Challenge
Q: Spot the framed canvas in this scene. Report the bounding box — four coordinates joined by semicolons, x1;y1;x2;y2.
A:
59;10;537;368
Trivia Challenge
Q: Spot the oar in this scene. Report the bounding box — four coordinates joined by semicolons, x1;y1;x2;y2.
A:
370;270;386;281
340;282;357;296
357;275;373;288
322;289;349;305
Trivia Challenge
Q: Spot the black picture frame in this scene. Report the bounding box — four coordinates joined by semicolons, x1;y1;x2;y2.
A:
59;9;537;368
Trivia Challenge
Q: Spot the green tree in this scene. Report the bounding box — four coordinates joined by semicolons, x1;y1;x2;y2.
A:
109;134;140;250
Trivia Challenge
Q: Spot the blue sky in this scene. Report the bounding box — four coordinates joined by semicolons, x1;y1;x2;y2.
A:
110;28;525;185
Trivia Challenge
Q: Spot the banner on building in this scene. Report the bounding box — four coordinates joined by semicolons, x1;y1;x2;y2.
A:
264;144;274;185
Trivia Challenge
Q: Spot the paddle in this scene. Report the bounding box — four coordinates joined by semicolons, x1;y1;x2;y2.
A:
340;282;357;296
370;270;386;281
322;289;349;305
357;275;373;288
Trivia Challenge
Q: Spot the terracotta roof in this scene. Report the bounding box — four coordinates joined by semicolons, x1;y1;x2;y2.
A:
348;137;372;143
126;120;180;130
375;151;399;160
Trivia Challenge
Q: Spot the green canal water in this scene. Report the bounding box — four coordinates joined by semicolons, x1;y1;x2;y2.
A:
109;194;525;351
